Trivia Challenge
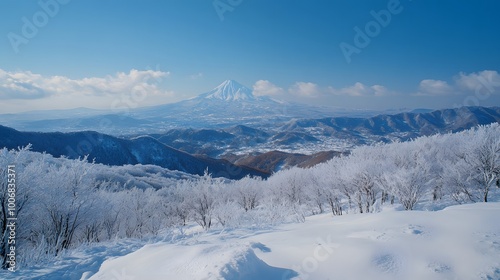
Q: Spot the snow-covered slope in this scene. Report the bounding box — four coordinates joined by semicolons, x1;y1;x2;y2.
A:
88;203;500;280
197;80;256;101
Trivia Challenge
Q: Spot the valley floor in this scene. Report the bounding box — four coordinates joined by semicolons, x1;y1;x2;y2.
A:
7;202;499;280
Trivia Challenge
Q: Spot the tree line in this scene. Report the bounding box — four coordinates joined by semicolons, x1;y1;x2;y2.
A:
0;123;498;268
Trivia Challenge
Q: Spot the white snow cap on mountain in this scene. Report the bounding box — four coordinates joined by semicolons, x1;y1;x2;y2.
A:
201;80;255;101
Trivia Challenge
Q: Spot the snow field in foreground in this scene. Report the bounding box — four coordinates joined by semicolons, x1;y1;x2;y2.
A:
89;202;500;280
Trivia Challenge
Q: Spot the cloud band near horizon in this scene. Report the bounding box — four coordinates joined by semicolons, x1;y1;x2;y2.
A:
0;68;499;113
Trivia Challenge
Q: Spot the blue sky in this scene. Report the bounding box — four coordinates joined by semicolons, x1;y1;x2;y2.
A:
1;0;499;113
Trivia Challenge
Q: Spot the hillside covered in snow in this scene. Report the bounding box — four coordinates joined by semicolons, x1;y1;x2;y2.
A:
89;202;500;280
0;123;498;279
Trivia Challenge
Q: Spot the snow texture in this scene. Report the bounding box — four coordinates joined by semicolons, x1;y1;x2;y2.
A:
82;203;500;280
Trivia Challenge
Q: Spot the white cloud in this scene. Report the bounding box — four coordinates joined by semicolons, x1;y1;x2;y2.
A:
455;70;500;93
252;80;284;96
413;70;500;97
289;82;320;97
0;69;171;100
189;73;204;80
287;70;499;100
330;82;390;97
371;85;391;96
416;79;454;96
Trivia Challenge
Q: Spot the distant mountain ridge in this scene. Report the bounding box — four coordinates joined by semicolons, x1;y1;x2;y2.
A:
280;106;500;142
0;80;377;133
1;106;498;175
0;125;269;179
148;106;500;158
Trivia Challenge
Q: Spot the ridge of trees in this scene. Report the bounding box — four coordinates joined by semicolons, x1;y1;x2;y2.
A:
0;123;498;268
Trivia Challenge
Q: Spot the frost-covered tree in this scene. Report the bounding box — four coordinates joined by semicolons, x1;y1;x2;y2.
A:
381;145;433;210
463;124;500;202
314;159;344;216
32;156;98;255
440;124;500;203
341;148;383;213
0;147;35;268
187;172;218;230
268;168;308;222
442;159;478;203
303;171;326;214
157;183;189;228
234;176;262;212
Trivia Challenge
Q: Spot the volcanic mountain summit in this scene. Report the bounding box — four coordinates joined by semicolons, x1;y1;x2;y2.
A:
131;80;294;128
0;80;354;132
198;80;256;101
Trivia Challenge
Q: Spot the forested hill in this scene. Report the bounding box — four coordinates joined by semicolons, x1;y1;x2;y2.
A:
0;125;268;179
279;106;500;141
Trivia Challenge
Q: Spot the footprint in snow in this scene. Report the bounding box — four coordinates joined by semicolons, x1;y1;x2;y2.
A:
372;253;401;274
427;261;452;273
403;224;425;235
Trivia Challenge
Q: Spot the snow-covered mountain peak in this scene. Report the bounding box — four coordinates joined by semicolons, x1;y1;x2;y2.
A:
201;80;255;101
